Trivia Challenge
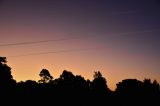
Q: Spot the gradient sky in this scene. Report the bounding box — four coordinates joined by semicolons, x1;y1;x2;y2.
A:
0;0;160;90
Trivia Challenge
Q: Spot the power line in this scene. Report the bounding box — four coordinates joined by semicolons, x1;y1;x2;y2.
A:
1;28;159;47
0;36;91;47
8;47;107;57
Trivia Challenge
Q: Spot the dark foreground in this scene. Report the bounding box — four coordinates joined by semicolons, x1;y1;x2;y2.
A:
0;57;159;105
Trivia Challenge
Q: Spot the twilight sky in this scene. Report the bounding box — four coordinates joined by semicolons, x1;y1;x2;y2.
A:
0;0;160;90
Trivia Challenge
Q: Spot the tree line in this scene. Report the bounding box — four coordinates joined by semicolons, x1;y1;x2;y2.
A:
0;56;159;105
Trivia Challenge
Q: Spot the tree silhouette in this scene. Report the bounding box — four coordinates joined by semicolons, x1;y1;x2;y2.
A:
60;70;75;81
143;79;160;96
93;71;102;79
91;71;110;95
152;80;160;95
0;56;159;105
153;80;159;91
38;69;53;83
59;70;75;89
0;57;7;64
74;75;90;94
74;75;89;89
0;56;16;98
0;57;15;86
116;79;143;96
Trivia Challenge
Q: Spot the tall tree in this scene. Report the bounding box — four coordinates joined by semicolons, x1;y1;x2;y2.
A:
91;71;109;95
0;57;7;64
60;70;75;81
0;56;16;96
0;57;14;84
38;69;53;83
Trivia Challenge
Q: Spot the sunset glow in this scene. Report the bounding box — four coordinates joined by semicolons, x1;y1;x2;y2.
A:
0;0;160;90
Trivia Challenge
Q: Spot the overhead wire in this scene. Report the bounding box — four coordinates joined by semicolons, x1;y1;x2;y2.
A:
2;28;160;58
8;46;107;57
0;28;159;47
0;36;91;47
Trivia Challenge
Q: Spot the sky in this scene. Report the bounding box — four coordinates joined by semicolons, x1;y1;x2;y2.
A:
0;0;160;90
